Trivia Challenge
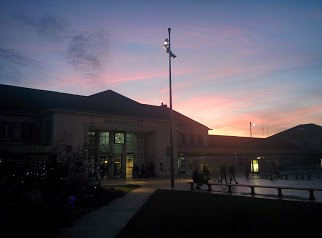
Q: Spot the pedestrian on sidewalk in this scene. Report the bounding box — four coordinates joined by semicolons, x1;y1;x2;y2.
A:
149;161;155;178
244;163;250;179
220;164;228;183
228;165;238;184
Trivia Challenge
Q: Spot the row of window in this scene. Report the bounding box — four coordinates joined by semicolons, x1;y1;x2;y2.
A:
179;133;204;146
88;131;126;145
88;131;135;152
0;122;33;140
88;131;144;164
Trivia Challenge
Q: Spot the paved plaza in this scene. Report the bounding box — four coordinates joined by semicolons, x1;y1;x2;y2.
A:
56;175;322;238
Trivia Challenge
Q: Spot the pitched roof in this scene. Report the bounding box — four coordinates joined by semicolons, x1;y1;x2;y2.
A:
268;123;322;140
267;123;322;151
0;84;209;129
0;84;84;113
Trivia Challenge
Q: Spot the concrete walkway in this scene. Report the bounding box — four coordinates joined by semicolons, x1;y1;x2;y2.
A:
56;176;322;238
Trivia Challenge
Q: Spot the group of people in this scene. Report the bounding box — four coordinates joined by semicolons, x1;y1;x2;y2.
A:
192;164;239;189
219;164;238;184
132;162;154;179
193;164;211;190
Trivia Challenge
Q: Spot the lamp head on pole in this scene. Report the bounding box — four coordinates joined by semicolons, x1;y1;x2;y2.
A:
162;36;177;59
170;52;177;59
163;38;169;49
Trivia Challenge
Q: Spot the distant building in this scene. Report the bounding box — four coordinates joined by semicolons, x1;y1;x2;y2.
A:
1;84;321;179
180;124;322;177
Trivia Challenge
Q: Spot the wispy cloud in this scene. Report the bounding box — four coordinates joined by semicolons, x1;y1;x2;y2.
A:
18;15;68;41
0;48;42;82
66;33;107;79
17;14;109;80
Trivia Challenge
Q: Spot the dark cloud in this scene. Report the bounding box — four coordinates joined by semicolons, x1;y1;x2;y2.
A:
11;14;108;79
0;48;41;82
67;33;107;79
18;15;68;41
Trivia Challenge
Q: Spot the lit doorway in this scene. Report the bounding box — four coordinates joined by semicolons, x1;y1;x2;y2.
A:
126;154;134;179
178;157;186;175
251;159;259;173
114;155;122;178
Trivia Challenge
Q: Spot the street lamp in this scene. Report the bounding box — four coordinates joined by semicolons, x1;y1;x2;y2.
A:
250;122;256;138
163;28;177;188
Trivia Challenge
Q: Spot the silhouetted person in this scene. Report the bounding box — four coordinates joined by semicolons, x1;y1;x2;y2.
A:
145;163;150;178
140;164;145;178
270;161;279;178
149;161;154;178
220;164;228;183
100;163;106;178
244;163;250;179
195;170;203;189
114;163;118;177
196;164;211;191
193;169;200;183
228;165;238;184
133;164;139;178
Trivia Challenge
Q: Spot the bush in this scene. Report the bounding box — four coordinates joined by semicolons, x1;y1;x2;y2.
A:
0;183;140;237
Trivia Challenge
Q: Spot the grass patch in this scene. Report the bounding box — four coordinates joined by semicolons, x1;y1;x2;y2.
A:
116;189;322;238
103;184;141;193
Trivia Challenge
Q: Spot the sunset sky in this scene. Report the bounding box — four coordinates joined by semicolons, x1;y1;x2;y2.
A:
1;0;322;138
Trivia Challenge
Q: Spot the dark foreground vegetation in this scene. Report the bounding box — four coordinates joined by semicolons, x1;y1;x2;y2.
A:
1;182;139;238
116;189;322;238
0;132;139;237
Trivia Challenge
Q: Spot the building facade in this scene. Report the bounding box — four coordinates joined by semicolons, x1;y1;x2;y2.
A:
0;84;209;180
1;84;321;181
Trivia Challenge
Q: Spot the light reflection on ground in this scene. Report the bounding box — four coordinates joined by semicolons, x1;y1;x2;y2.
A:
102;175;322;203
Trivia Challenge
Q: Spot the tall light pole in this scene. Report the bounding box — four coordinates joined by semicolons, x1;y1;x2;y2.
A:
250;122;256;138
163;28;177;188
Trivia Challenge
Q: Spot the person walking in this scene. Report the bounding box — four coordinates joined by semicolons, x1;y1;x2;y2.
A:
220;164;228;183
149;161;155;178
244;163;250;179
133;164;139;178
228;165;238;184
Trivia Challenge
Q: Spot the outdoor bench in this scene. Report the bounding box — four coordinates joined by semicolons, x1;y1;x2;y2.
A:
187;181;322;201
260;171;322;180
278;172;317;180
261;173;280;179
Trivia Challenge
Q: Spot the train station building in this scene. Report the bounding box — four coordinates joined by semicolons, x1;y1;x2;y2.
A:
1;84;321;180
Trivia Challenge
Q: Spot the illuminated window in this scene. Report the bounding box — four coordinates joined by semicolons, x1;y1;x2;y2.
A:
251;159;259;173
178;157;186;171
114;132;125;144
126;133;134;153
138;134;145;165
100;132;109;152
88;131;95;149
188;158;193;171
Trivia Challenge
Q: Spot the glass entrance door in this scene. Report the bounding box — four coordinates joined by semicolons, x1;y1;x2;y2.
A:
114;155;122;178
251;159;259;173
178;157;186;175
126;154;134;179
